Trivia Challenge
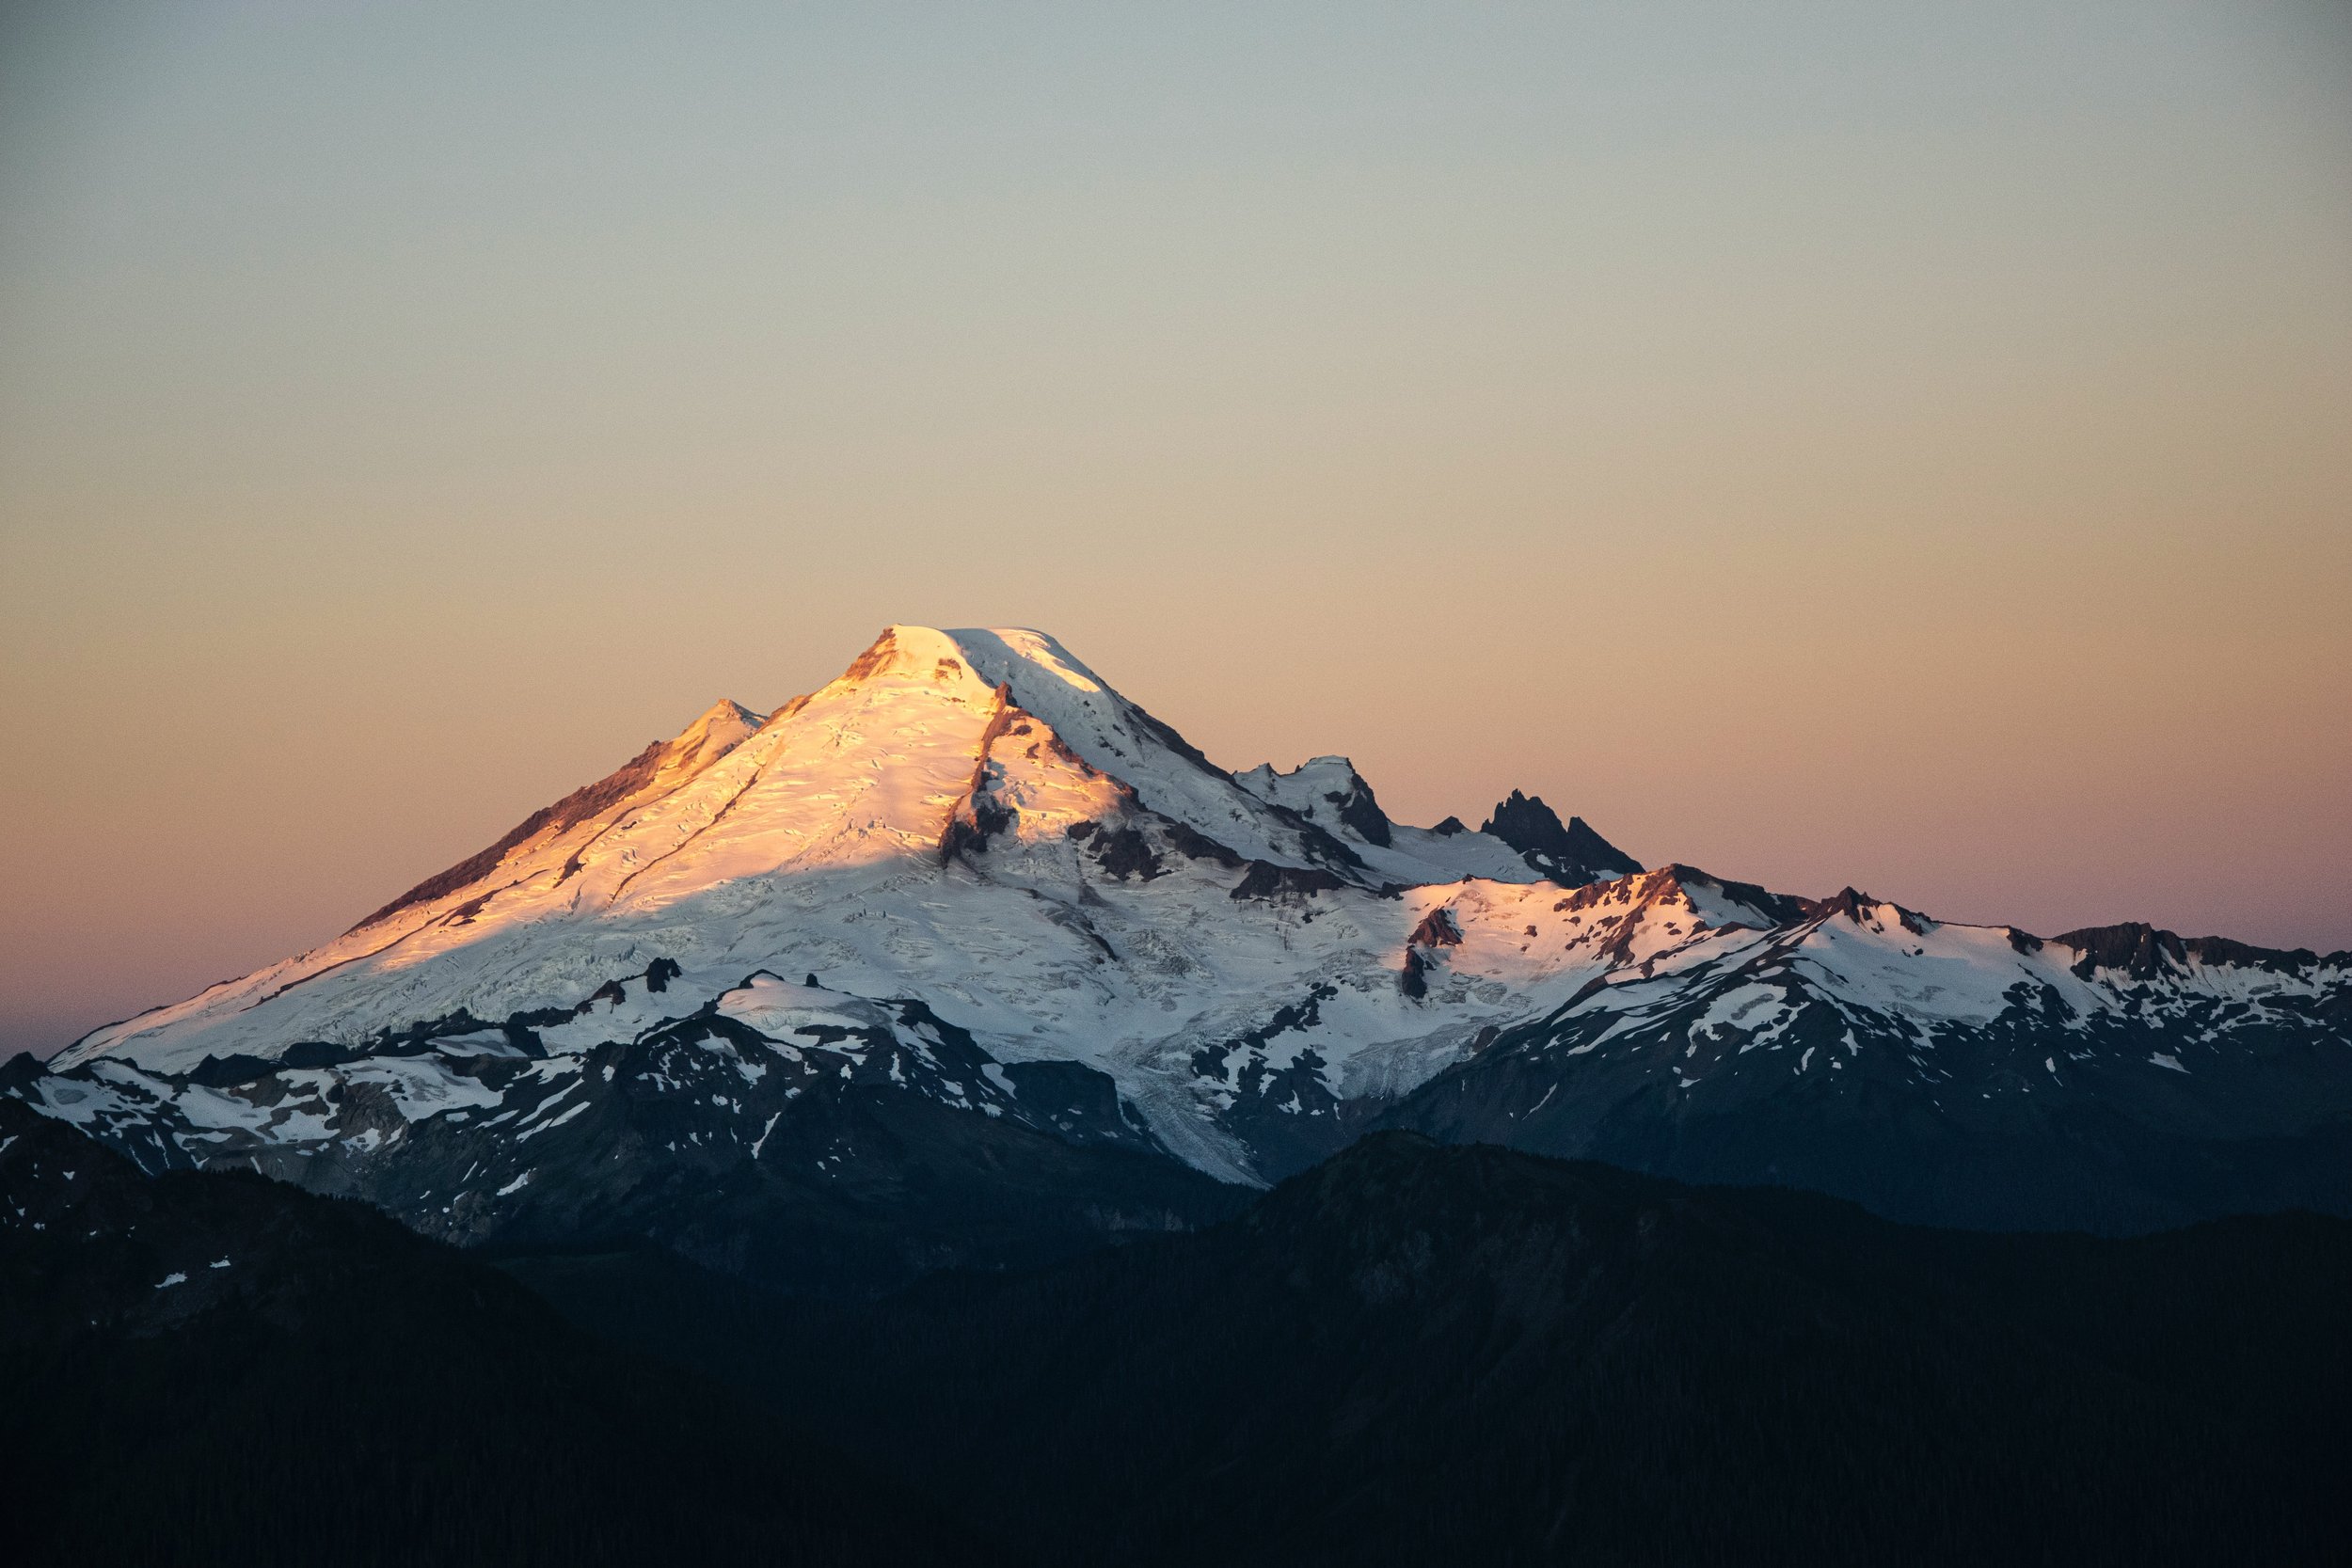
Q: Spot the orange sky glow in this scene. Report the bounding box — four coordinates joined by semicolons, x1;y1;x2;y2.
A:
2;3;2347;1056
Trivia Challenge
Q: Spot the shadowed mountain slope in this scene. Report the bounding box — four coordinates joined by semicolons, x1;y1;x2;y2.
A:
516;1132;2352;1568
0;1099;992;1567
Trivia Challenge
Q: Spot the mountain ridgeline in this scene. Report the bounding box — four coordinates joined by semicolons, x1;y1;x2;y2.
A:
7;625;2348;1297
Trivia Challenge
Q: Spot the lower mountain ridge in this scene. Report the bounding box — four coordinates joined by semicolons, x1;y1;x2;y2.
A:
5;984;1245;1298
0;1099;989;1567
14;1101;2344;1565
511;1131;2352;1568
1375;897;2352;1232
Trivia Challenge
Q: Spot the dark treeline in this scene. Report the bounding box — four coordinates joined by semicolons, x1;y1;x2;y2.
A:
514;1133;2352;1568
9;1091;2349;1567
0;1100;987;1568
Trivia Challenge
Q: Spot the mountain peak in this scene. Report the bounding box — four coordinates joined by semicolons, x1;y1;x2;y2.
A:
2052;921;2189;981
828;626;1135;722
1809;886;1931;936
944;627;1107;695
1480;790;1642;885
671;699;764;770
834;625;1000;694
1233;756;1393;847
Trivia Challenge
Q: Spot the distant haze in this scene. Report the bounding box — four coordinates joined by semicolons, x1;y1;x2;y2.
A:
3;2;2348;1056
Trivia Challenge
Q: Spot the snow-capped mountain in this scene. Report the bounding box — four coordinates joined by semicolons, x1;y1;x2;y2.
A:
1377;877;2352;1230
8;625;2348;1281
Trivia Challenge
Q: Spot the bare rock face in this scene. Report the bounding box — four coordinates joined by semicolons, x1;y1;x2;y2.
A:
1480;789;1643;886
1407;907;1464;949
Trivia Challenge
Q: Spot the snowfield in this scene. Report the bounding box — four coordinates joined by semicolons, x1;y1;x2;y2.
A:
17;625;2349;1215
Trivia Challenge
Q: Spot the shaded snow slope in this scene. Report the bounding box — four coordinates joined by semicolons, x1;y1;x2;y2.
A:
1380;884;2352;1230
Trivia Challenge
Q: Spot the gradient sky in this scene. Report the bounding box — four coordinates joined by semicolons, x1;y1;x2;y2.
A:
3;2;2348;1057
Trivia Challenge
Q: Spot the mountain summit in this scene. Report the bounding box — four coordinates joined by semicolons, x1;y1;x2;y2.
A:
11;625;2349;1289
1480;789;1641;885
50;626;1607;1094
